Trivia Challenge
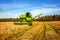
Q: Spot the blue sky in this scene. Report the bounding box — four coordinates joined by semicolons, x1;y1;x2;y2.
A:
0;0;60;18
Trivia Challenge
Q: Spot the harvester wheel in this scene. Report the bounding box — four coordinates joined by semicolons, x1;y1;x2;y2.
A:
29;23;32;26
28;22;32;26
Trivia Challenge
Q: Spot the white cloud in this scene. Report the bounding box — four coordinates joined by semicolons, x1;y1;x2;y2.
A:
0;12;18;18
0;8;60;18
0;12;9;18
29;8;60;17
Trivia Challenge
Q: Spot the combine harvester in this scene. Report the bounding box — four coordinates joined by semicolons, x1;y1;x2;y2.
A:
14;12;42;26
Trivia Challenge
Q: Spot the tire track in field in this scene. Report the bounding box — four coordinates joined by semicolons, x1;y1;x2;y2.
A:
17;22;43;40
32;22;46;40
44;23;60;40
42;23;46;40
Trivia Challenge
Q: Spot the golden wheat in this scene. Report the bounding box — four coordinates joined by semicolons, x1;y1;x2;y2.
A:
0;21;60;40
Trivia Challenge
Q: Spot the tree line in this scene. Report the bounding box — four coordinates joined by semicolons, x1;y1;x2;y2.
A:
34;14;60;21
0;14;60;22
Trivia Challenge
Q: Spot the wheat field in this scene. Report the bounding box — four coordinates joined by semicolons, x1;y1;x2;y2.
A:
0;21;60;40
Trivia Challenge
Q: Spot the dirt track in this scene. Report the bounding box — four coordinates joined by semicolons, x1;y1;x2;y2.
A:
0;21;60;40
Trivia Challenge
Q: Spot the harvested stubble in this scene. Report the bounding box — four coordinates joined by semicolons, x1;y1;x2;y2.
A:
0;21;60;40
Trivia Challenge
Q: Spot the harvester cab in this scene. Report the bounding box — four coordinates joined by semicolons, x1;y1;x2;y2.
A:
14;12;42;26
19;12;32;22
